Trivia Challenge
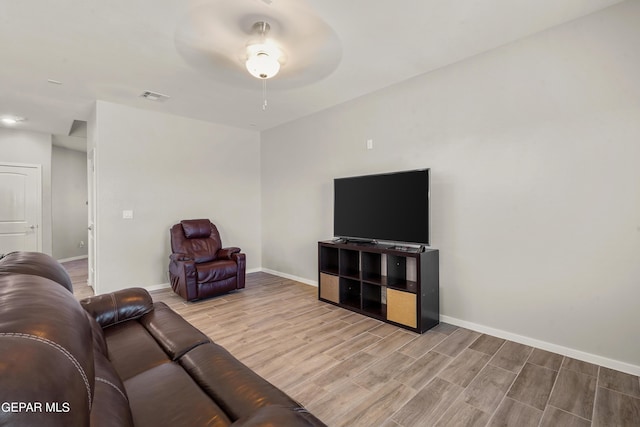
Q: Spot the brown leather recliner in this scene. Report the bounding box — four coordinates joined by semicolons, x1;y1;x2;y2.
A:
169;219;245;301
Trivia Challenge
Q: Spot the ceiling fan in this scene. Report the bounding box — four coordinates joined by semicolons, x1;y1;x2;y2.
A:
174;0;342;91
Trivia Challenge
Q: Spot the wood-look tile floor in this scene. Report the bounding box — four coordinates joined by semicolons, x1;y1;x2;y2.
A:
64;259;640;427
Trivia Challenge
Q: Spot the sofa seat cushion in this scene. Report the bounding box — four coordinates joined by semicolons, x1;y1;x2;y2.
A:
179;343;300;422
104;321;170;381
196;260;237;283
125;362;232;427
91;350;134;427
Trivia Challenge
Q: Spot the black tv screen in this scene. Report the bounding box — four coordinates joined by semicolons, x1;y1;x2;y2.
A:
334;169;430;245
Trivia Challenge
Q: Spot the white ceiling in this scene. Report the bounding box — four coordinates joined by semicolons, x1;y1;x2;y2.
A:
0;0;625;139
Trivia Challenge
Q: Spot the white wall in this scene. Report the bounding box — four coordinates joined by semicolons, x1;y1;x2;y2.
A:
92;101;261;294
52;145;88;260
0;128;53;255
261;2;640;371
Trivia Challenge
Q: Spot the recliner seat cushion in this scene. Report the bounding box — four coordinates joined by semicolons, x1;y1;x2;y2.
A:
196;260;237;283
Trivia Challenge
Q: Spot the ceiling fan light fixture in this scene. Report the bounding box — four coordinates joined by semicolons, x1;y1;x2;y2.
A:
246;44;281;79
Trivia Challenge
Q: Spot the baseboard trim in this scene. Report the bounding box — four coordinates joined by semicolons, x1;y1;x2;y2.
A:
440;314;640;376
260;268;318;287
57;255;88;263
144;270;261;292
144;282;171;292
143;270;638;375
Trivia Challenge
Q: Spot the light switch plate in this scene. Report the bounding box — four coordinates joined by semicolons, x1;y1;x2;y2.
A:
122;210;134;219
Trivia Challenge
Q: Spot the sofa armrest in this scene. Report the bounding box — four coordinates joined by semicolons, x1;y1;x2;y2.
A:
80;287;154;328
218;247;241;260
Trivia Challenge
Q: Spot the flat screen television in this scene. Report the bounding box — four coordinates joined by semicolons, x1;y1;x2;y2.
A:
334;169;430;245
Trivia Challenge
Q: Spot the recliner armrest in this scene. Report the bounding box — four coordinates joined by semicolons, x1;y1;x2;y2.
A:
218;247;241;260
80;288;154;328
170;253;193;262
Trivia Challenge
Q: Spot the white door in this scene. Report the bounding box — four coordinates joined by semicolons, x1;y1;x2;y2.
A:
0;163;42;254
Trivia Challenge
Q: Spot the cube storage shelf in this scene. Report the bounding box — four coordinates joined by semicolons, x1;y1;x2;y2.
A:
318;241;439;333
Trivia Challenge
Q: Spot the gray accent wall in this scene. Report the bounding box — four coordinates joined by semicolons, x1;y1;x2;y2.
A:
52;145;88;260
260;2;640;368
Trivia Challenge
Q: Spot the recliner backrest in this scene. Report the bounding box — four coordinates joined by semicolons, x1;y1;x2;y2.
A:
170;219;222;263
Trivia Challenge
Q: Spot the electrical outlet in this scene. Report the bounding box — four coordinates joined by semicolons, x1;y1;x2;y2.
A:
122;210;134;219
79;241;85;248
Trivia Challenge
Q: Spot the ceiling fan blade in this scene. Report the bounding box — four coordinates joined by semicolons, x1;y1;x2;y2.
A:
174;0;341;89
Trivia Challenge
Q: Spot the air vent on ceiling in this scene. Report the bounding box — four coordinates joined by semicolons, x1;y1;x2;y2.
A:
140;90;170;102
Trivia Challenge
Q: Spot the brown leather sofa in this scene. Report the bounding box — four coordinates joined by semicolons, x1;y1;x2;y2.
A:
0;251;325;427
169;219;246;301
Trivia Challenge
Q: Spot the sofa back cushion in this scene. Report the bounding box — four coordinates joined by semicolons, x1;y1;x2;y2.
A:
0;274;95;426
0;251;73;292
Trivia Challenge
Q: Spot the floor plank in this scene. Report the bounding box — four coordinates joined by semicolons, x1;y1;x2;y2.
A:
548;368;597;420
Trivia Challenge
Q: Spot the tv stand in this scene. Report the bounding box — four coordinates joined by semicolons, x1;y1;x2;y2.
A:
318;240;439;333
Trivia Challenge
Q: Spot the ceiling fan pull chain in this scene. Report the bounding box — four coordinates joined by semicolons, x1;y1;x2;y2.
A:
262;79;268;111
